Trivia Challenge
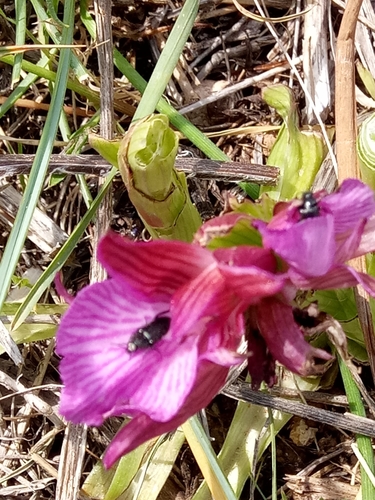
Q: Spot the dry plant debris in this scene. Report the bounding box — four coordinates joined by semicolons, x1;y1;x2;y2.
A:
1;0;375;498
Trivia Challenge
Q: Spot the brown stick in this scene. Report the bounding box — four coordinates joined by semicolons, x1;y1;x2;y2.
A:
223;381;375;438
335;0;375;384
0;154;280;185
335;0;362;181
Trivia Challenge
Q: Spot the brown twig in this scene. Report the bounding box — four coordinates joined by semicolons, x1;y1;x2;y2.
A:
335;0;362;180
335;0;375;384
0;96;94;117
223;381;375;438
90;0;114;283
0;154;280;184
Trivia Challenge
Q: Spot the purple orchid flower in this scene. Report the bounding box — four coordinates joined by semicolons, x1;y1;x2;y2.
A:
254;179;375;295
56;231;286;467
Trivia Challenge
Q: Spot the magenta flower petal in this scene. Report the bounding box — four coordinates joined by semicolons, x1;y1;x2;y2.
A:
98;231;214;297
170;264;230;338
214;246;287;302
355;215;375;256
256;298;332;376
214;246;277;271
201;313;245;366
103;361;229;468
55;273;74;304
320;179;375;232
256;216;336;277
255;180;375;287
288;266;359;291
350;269;375;297
333;220;365;263
57;279;201;424
288;265;375;298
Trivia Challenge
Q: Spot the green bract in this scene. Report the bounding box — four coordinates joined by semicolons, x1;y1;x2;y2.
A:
260;84;326;200
358;113;375;190
119;115;202;241
91;115;202;241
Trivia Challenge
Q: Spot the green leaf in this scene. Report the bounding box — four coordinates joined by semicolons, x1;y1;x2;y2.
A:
358;112;375;190
203;218;262;250
230;193;276;221
260;85;326;200
313;288;358;321
357;61;375;101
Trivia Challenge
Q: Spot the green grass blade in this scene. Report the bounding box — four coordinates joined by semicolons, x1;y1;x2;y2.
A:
134;0;198;120
339;355;375;498
0;54;101;108
12;0;27;85
183;415;237;500
30;0;87;78
0;54;49;119
0;0;75;318
12;168;117;331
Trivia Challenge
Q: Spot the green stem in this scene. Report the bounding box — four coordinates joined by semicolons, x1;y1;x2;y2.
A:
339;355;375;499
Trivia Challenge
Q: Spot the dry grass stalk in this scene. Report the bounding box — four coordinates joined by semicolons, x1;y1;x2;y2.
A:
335;0;375;384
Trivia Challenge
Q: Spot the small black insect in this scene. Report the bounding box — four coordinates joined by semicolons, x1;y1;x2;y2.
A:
299;192;320;219
127;316;171;352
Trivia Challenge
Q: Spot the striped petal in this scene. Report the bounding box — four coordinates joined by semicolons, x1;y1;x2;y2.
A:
57;279;199;424
97;231;213;297
321;178;375;233
103;361;229;468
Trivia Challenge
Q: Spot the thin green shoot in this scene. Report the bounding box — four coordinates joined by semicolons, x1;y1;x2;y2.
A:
0;0;75;324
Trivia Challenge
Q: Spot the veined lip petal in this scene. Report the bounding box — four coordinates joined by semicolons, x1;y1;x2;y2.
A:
56;277;203;424
103;361;229;468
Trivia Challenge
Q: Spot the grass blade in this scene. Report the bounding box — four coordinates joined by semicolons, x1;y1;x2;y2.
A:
0;0;75;321
11;168;117;331
134;0;198;120
12;0;27;85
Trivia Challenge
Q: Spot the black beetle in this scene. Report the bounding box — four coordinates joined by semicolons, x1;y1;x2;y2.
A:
299;192;320;219
127;316;171;352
